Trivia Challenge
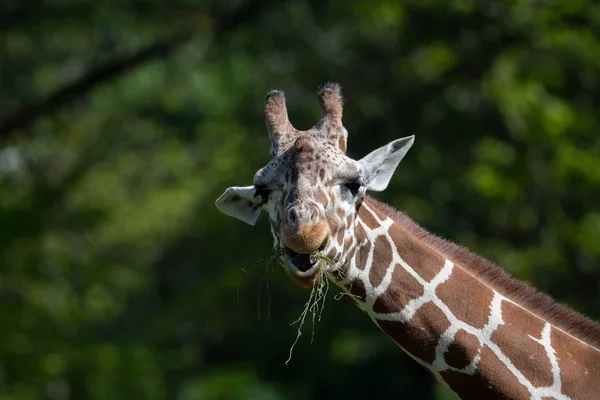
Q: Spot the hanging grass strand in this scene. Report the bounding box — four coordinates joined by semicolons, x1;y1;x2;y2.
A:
265;248;359;365
285;280;318;365
284;250;342;364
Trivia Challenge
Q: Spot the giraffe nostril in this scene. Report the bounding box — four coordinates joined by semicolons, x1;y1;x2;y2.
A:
287;208;298;224
287;203;321;225
308;203;322;223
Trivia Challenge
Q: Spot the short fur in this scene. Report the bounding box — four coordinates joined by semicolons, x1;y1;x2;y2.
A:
366;196;600;350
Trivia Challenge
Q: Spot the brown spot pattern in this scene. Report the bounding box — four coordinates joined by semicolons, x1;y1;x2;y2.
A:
326;248;340;260
372;264;424;314
338;136;347;152
343;236;353;252
315;188;328;208
390;224;445;282
355;241;371;271
347;278;366;301
442;347;530;399
377;302;451;364
369;236;393;287
335;229;345;249
492;301;553;388
436;266;495;329
356;222;367;243
552;326;600;399
358;205;379;229
445;330;481;370
365;196;600;351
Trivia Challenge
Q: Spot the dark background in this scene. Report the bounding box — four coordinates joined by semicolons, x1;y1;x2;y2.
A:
1;0;599;399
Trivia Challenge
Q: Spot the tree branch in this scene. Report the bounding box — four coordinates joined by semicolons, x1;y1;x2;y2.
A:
0;30;192;140
0;0;279;142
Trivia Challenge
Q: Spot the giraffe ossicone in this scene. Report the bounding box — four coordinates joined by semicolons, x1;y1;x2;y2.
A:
215;83;600;399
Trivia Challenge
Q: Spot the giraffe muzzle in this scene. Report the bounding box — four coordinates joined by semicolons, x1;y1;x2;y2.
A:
281;221;330;255
278;221;329;288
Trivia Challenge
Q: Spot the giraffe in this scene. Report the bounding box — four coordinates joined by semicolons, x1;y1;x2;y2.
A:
215;83;600;400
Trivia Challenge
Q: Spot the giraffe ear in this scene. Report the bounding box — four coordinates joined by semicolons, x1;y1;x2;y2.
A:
357;136;415;192
215;186;263;226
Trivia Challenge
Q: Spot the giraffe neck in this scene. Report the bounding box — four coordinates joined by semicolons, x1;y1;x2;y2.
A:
334;197;600;400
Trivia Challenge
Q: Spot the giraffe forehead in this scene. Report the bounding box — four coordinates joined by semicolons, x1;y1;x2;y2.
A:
257;137;357;187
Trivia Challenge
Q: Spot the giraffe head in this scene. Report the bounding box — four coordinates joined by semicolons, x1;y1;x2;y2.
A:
216;83;414;288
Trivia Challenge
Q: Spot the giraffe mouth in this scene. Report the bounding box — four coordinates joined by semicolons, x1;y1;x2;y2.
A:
282;248;320;277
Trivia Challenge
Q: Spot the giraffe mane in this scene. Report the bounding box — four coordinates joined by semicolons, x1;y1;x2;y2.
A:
365;195;600;350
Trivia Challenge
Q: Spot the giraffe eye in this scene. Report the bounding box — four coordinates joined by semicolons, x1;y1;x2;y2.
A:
254;186;271;203
343;181;361;197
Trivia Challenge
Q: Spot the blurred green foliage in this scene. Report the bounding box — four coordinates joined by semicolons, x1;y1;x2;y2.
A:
1;0;599;399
